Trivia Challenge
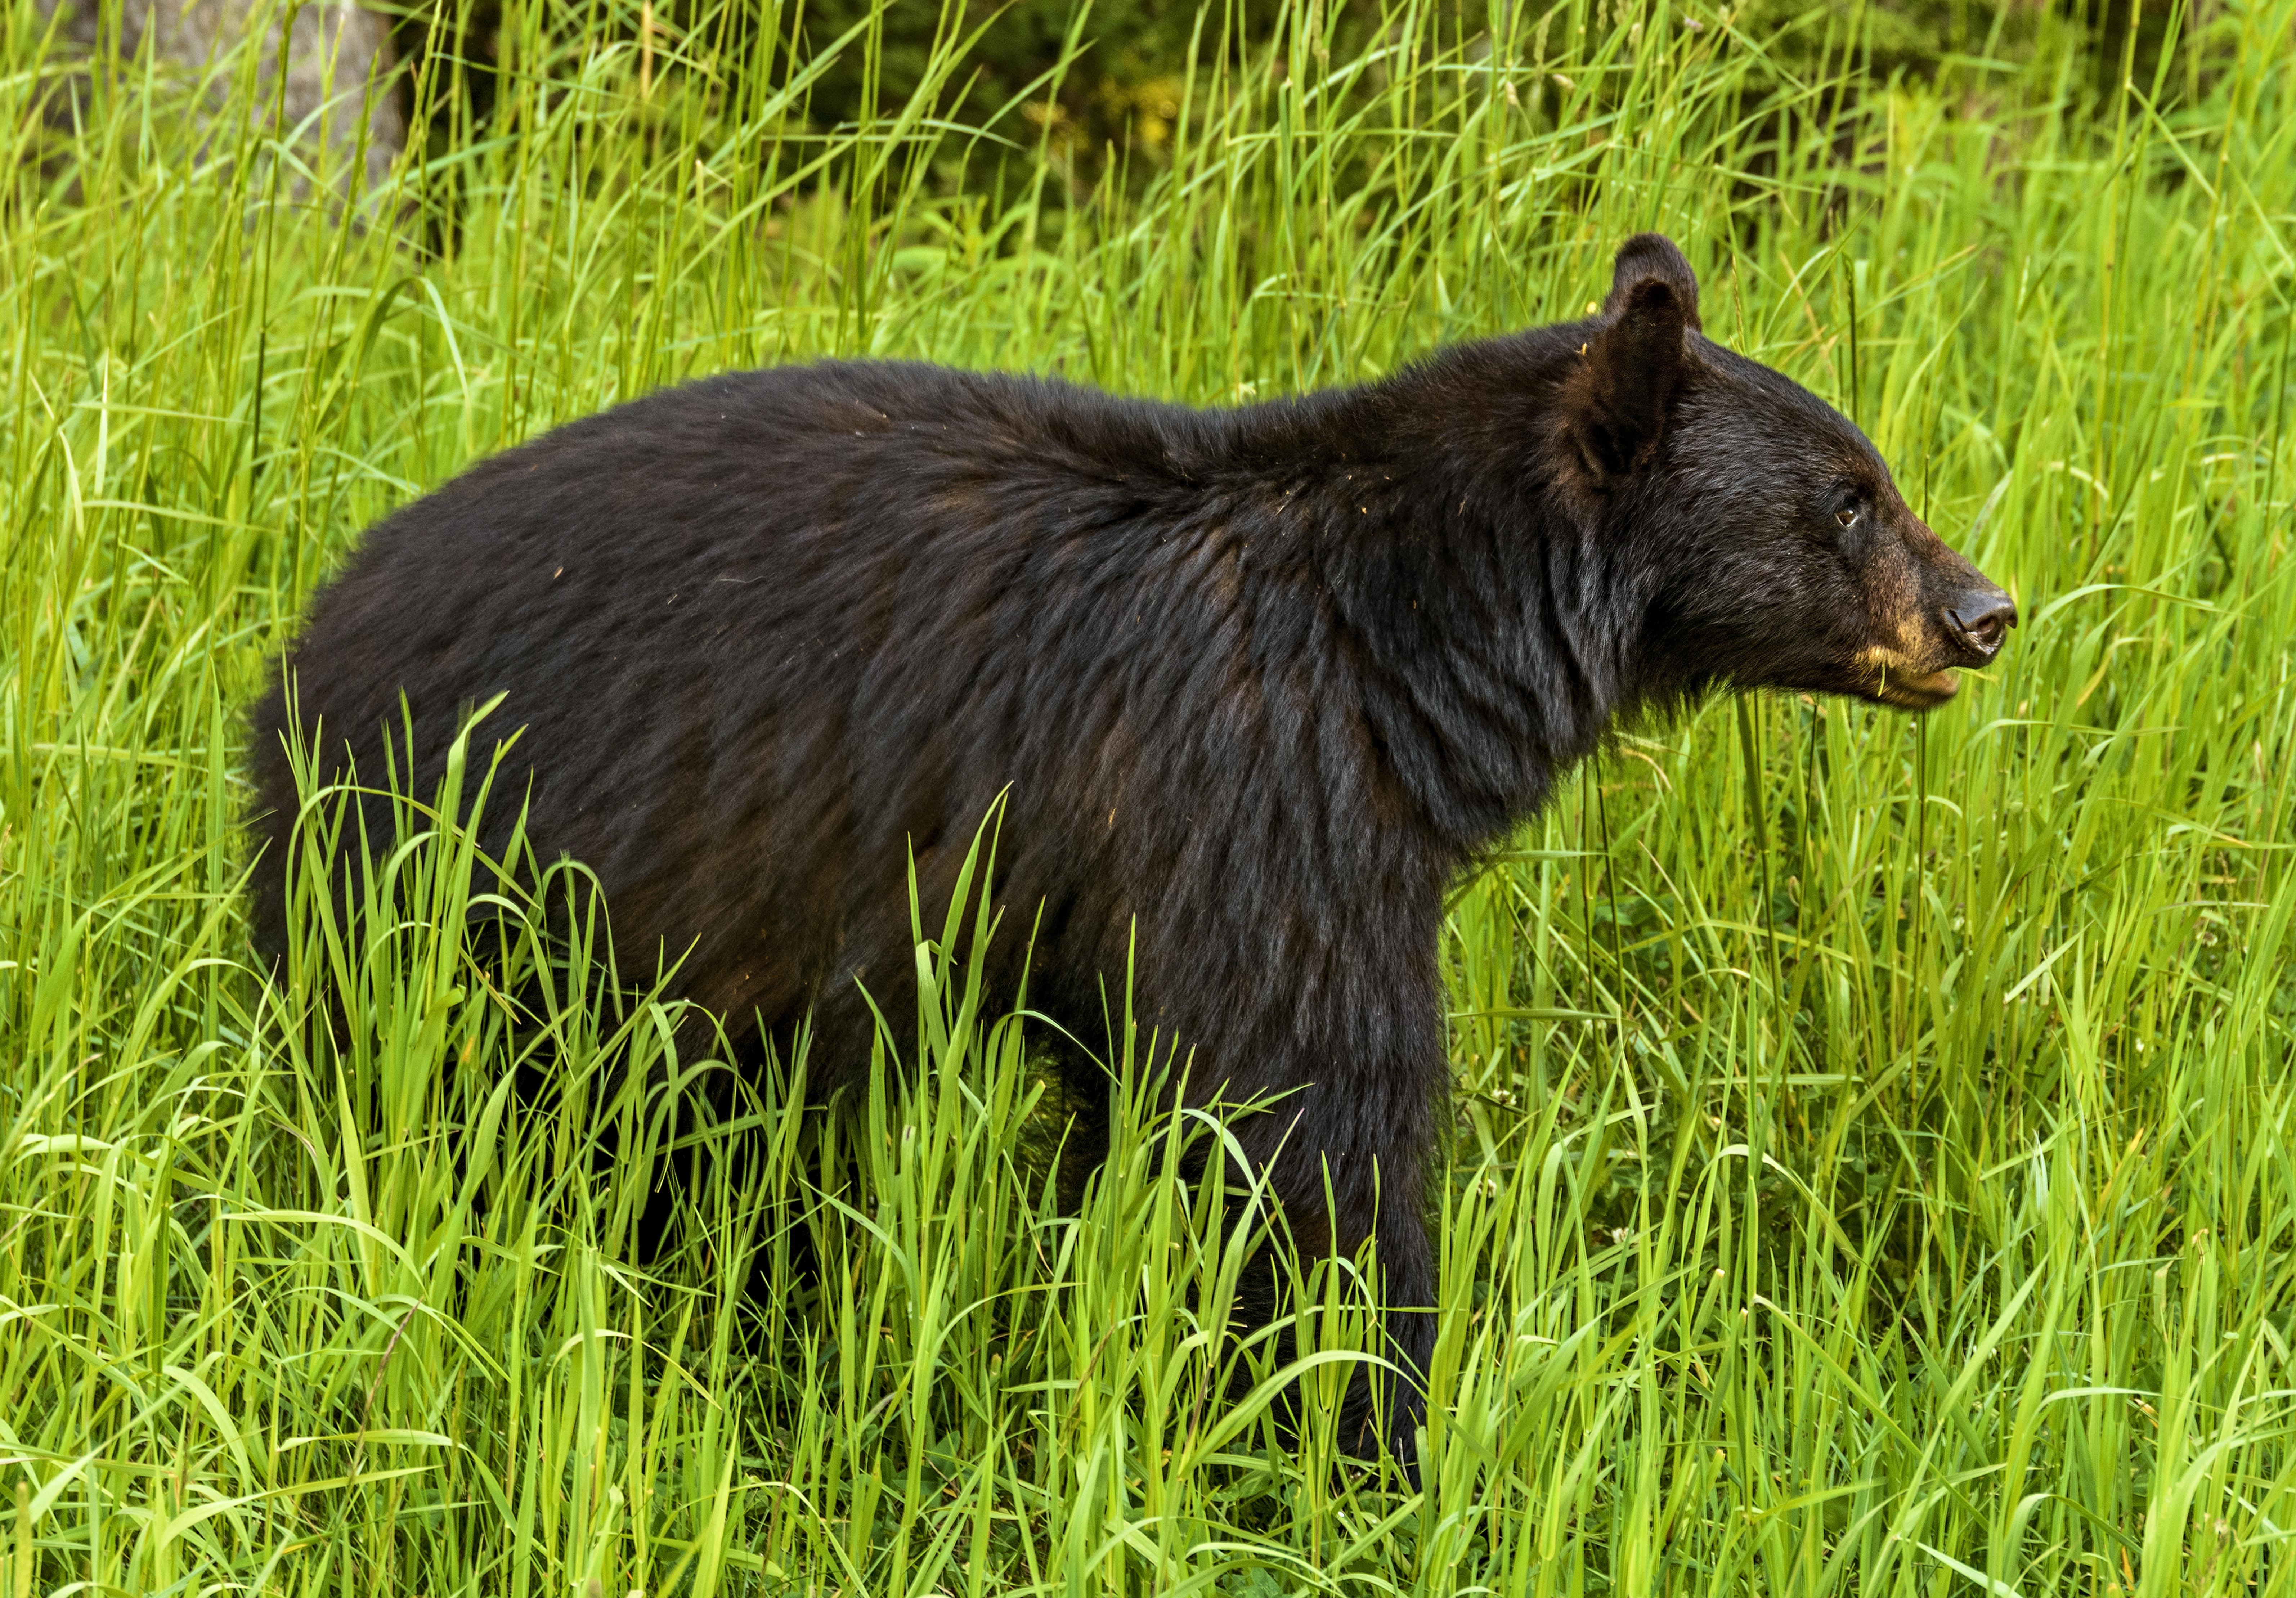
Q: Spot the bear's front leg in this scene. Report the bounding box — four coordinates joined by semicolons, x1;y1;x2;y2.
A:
1242;1079;1439;1479
1166;973;1447;1482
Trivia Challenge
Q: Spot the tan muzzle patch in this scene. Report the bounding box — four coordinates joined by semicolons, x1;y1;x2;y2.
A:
1859;644;1959;708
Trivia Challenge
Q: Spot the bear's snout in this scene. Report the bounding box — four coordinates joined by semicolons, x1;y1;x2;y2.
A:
1858;549;2015;711
1857;513;2018;709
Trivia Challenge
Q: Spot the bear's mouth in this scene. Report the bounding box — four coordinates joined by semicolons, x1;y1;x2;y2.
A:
1873;666;1959;709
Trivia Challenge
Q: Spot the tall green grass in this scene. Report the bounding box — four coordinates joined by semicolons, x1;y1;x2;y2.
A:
5;0;2296;1592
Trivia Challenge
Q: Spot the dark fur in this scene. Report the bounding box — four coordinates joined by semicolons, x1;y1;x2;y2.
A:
246;235;2013;1468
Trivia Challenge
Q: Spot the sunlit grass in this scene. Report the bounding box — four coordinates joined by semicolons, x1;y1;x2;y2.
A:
4;0;2296;1592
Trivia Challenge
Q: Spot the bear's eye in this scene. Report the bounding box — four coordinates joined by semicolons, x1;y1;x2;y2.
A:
1835;508;1857;528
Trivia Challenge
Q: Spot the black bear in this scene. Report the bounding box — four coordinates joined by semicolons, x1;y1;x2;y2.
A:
247;234;2014;1469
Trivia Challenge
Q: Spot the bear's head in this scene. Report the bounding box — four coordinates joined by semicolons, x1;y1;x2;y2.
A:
1555;233;2016;711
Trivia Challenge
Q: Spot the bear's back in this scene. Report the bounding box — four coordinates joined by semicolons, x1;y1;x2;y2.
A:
242;358;1231;1013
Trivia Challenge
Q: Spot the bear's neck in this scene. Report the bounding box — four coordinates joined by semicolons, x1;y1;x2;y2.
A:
1205;341;1672;858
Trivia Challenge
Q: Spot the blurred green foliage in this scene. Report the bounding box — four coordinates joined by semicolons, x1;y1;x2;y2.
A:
727;0;2188;139
790;0;1227;153
385;0;2191;178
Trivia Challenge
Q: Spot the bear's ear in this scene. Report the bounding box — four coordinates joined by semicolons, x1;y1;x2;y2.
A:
1559;271;1695;488
1601;233;1702;331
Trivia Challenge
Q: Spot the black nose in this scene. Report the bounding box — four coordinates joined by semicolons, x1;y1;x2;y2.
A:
1945;588;2017;660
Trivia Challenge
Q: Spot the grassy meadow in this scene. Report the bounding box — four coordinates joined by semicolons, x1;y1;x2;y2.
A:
6;0;2296;1592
